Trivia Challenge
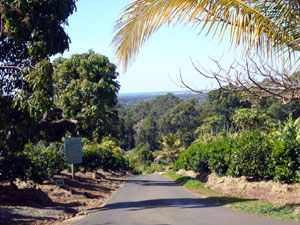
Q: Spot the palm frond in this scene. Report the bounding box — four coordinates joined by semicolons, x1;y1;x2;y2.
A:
112;0;300;70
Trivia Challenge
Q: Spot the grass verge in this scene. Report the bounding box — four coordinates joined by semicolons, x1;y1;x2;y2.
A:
165;171;300;221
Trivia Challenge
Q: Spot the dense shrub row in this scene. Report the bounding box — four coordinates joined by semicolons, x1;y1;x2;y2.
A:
0;142;66;185
81;144;132;172
0;140;138;185
174;129;300;183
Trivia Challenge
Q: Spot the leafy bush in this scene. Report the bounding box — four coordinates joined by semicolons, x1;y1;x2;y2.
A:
135;144;153;164
142;162;165;174
174;142;210;173
270;124;300;183
227;131;272;178
0;141;66;185
24;141;66;184
207;138;232;176
81;144;130;172
0;151;31;185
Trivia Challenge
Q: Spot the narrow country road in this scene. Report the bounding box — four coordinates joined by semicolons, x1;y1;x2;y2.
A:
73;174;299;225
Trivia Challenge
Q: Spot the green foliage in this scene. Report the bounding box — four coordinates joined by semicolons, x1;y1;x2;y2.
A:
118;113;136;151
174;142;209;173
53;50;120;141
165;171;300;221
81;144;130;172
158;99;201;135
173;136;232;176
1;0;77;123
0;141;66;185
24;141;66;184
141;162;165;174
0;150;30;185
135;144;153;165
259;98;300;122
205;88;250;131
0;96;38;153
207;137;232;176
231;200;300;221
119;94;204;153
270;118;300;183
231;108;268;132
135;117;158;150
118;89;300;184
174;121;300;183
228;131;272;178
14;59;54;119
0;0;77;185
154;133;184;163
0;0;76;58
165;171;211;191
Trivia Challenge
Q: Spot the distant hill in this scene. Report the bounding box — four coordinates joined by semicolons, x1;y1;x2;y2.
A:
118;91;207;105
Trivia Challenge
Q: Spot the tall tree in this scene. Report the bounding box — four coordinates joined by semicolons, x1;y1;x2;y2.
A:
0;0;77;184
52;50;120;142
0;0;77;142
135;116;158;151
158;98;201;146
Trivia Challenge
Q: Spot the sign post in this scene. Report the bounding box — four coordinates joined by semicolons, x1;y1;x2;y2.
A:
64;137;82;179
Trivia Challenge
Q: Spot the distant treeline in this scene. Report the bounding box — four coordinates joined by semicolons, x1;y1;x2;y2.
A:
117;89;300;183
118;92;207;105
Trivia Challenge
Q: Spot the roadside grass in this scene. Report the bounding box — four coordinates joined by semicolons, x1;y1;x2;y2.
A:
164;171;300;221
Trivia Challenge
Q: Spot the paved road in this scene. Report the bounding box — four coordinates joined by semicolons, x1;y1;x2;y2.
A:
73;174;299;225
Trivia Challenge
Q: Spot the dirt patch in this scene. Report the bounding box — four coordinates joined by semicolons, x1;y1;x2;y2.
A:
176;169;300;205
0;170;131;224
205;173;300;204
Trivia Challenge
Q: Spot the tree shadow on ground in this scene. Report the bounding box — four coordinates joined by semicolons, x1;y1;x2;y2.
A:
96;175;256;212
173;176;258;206
126;179;179;187
55;173;112;193
100;198;219;211
99;196;256;212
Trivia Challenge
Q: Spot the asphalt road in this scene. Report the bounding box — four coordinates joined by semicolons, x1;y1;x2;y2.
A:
73;173;299;225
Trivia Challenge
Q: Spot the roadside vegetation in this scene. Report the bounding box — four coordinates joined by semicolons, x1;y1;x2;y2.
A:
165;171;300;221
1;0;300;223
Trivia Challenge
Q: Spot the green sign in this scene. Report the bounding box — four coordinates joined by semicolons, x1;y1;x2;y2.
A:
64;137;82;164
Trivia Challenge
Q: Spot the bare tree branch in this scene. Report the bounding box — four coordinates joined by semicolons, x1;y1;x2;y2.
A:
178;54;300;103
0;65;22;71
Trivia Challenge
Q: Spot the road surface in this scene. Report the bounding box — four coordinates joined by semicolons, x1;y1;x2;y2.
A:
73;173;299;225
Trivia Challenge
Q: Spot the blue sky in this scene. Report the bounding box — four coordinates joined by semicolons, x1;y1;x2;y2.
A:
60;0;242;94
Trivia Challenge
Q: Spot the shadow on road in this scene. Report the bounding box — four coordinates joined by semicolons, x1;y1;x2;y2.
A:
100;175;257;213
101;196;256;212
126;179;179;187
101;198;219;211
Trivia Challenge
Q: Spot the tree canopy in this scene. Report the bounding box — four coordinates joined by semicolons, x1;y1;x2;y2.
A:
0;0;77;152
53;50;120;141
113;0;300;70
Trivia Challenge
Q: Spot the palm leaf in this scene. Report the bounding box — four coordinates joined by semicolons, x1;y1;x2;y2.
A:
112;0;300;70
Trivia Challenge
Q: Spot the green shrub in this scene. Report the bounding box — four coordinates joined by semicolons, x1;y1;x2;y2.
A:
174;142;210;173
135;144;153;164
142;162;165;174
208;138;232;176
227;131;272;178
0;150;31;185
270;125;300;183
24;141;66;184
81;145;130;172
81;145;103;172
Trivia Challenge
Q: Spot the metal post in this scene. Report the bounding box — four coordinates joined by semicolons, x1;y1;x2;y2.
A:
71;164;76;180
